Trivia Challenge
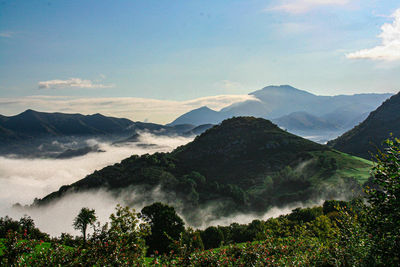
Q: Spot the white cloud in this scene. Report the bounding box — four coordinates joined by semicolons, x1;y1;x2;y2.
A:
0;94;258;124
38;78;114;89
346;9;400;61
269;0;351;14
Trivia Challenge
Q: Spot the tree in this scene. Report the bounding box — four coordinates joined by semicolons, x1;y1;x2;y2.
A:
366;136;400;264
200;226;224;249
73;207;96;243
140;202;185;255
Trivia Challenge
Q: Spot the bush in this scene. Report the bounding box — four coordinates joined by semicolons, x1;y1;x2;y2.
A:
366;136;400;265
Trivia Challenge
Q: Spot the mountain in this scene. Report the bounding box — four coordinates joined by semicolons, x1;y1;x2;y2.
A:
328;92;400;159
36;117;372;225
169;106;224;126
273;112;340;132
0;110;198;157
0;109;134;141
169;85;392;139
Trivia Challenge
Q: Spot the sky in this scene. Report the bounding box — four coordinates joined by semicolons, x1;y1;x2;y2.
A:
1;0;400;123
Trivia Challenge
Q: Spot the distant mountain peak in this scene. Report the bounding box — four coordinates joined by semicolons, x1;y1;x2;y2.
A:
21;109;38;115
195;106;214;111
168;106;221;126
250;85;314;97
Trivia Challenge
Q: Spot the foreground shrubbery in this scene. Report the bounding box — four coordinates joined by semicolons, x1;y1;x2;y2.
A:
1;137;399;266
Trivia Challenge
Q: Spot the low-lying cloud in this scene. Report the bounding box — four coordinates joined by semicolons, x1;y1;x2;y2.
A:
38;78;114;89
347;8;400;61
0;134;193;236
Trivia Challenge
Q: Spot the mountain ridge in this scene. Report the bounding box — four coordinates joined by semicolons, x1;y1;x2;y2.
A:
169;85;392;139
328;91;400;159
0;110;206;157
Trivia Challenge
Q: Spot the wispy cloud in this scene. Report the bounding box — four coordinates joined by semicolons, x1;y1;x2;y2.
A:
0;31;14;38
268;0;351;14
0;94;258;124
346;9;400;61
38;78;114;89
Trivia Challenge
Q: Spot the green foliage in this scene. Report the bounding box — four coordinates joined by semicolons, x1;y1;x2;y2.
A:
73;207;96;243
0;215;49;241
81;204;149;265
288;207;323;223
366;136;400;265
1;205;149;266
140;202;185;255
0;230;37;265
201;226;224;249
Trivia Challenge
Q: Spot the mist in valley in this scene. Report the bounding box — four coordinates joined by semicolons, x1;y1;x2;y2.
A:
1;132;336;237
0;133;193;236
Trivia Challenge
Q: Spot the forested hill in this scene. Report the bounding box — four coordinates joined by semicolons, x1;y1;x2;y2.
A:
0;109;205;157
328;91;400;159
36;117;372;224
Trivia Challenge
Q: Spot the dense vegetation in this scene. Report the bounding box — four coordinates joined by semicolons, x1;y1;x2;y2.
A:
329;91;400;159
1;136;399;265
36;117;372;225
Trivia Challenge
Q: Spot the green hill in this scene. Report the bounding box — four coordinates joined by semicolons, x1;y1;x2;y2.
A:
36;117;372;224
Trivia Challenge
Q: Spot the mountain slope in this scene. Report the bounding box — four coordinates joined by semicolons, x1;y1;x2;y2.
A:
273;112;340;132
36;117;372;224
328;92;400;159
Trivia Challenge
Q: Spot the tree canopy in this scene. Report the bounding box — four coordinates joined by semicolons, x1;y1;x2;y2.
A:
140;202;185;255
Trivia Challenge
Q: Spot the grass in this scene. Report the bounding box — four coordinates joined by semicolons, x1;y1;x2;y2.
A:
309;150;373;185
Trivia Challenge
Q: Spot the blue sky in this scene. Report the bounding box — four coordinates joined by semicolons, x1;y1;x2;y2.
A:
1;0;400;122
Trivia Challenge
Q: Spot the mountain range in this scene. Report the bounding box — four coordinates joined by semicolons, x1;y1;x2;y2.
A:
35;117;372;225
0;109;207;157
328;91;400;159
169;85;391;141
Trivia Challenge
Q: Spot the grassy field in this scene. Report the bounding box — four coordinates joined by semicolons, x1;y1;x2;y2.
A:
310;150;373;184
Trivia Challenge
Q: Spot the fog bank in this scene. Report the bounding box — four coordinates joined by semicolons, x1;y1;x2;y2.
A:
0;134;193;235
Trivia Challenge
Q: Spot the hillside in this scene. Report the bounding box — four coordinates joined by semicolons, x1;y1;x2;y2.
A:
36;117;372;224
328;92;400;159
